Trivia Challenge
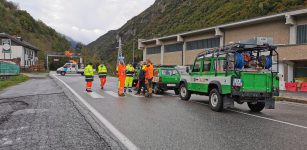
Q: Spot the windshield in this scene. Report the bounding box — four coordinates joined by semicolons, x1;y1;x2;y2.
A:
161;69;178;75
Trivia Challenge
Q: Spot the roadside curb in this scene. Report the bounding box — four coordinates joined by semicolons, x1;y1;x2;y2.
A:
49;73;126;150
278;97;307;104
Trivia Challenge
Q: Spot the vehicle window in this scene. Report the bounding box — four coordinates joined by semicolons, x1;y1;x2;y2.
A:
203;60;211;72
172;70;179;75
161;69;173;75
192;61;201;72
214;59;225;72
72;64;76;68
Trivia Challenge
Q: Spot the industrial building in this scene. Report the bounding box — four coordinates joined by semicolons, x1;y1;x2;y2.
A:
138;9;307;90
0;33;39;68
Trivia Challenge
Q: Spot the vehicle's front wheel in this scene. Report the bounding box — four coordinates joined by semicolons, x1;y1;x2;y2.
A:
179;84;191;101
60;71;66;76
209;89;223;112
248;102;265;112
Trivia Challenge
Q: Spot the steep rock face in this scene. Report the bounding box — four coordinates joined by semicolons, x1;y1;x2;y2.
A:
87;0;307;73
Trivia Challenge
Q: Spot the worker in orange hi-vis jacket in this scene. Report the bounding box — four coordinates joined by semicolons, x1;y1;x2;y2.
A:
144;59;154;98
117;61;126;96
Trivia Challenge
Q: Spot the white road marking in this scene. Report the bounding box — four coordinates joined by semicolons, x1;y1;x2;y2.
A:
87;92;104;99
105;91;119;98
52;75;139;150
153;94;163;97
192;101;307;129
125;92;143;98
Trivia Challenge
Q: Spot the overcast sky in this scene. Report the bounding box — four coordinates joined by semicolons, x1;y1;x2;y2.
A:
10;0;155;44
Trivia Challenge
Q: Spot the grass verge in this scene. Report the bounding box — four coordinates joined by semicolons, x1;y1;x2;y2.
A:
0;74;29;91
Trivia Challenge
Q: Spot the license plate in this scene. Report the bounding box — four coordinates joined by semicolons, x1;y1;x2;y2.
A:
233;79;242;87
167;84;176;87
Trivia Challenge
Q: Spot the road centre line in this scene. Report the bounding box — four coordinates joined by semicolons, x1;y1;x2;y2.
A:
52;75;139;150
192;101;307;129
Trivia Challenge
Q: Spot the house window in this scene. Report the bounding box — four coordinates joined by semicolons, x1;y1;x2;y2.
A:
187;37;220;51
297;24;307;44
165;43;183;53
147;46;161;54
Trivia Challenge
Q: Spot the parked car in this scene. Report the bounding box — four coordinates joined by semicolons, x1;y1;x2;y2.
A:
56;63;85;76
152;67;181;95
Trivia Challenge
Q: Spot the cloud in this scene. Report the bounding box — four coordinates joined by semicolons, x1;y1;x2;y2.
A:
9;0;155;44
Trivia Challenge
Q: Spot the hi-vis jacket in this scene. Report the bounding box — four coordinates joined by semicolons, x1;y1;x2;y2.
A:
126;64;135;77
144;63;153;79
98;65;107;77
84;65;94;81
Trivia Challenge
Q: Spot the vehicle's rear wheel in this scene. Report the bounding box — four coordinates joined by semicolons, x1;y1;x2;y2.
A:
81;72;84;76
60;71;66;76
179;84;191;101
209;89;223;112
248;102;265;112
174;89;180;95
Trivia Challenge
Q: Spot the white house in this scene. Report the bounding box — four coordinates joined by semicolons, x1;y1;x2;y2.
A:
0;33;39;68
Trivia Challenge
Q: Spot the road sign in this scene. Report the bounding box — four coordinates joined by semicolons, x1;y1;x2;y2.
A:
2;39;11;53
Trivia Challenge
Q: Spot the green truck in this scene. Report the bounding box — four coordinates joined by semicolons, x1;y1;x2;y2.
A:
152;67;181;95
179;43;279;112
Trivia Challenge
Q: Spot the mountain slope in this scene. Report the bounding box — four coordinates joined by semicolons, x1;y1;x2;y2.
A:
88;0;307;73
0;0;70;63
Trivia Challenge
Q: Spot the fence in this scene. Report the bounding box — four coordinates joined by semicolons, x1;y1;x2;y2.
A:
0;61;20;76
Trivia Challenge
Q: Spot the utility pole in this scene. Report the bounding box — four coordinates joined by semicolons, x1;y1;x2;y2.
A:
117;36;124;64
132;30;136;64
132;38;135;64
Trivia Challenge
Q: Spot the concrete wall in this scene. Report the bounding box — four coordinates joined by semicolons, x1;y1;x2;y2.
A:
185;49;203;65
184;33;216;42
164;51;182;65
278;45;307;61
147;53;161;65
224;20;289;45
184;33;217;65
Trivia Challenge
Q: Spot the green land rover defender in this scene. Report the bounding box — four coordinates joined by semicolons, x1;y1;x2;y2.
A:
179;43;279;112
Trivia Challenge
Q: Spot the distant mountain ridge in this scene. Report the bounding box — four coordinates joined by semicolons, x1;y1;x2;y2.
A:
88;0;307;74
64;35;79;49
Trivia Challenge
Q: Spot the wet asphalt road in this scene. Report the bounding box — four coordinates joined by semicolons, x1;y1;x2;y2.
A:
53;74;307;150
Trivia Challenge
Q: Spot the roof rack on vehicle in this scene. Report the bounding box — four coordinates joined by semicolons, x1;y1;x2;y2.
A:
197;43;277;58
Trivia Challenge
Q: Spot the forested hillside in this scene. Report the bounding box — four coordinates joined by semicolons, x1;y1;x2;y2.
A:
87;0;307;74
0;0;70;63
